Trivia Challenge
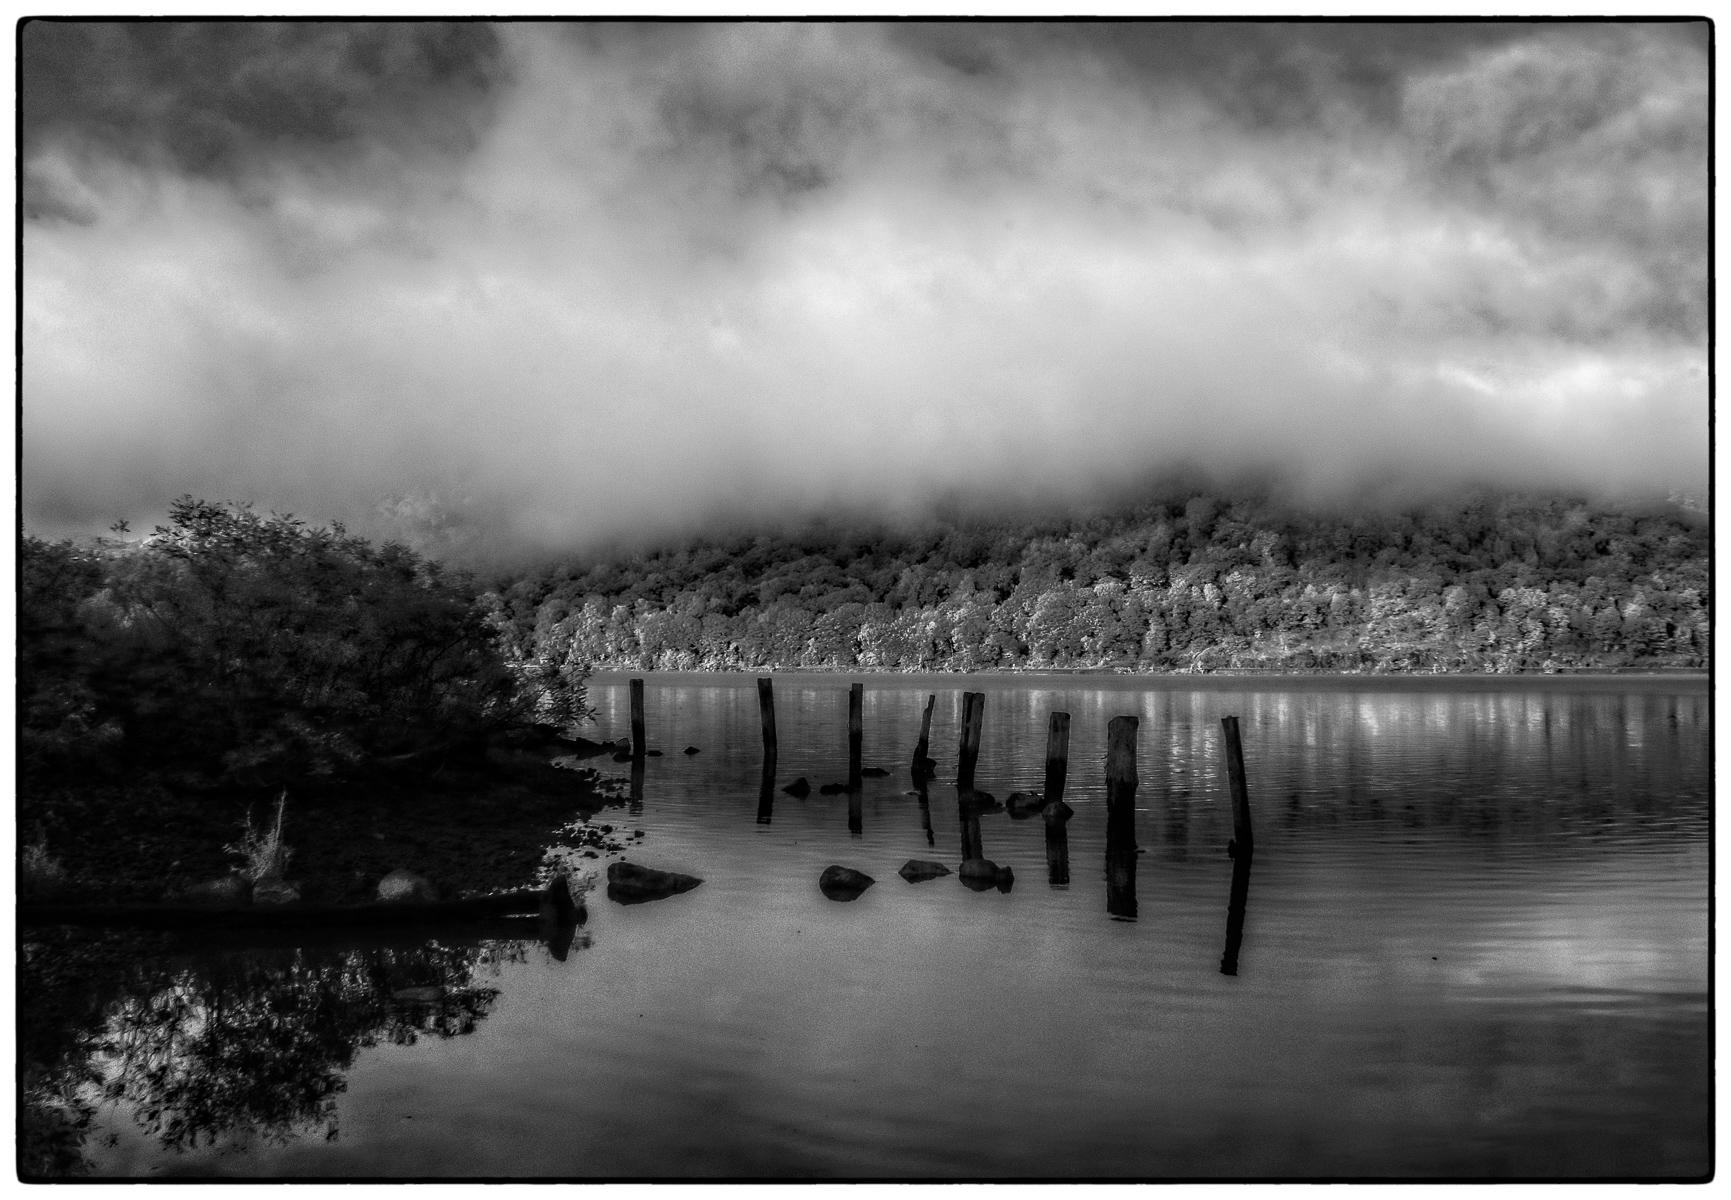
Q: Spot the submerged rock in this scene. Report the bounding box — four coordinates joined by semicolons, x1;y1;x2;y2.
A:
607;861;703;905
377;869;439;903
1006;791;1047;818
898;859;952;883
819;865;876;900
683;746;701;755
860;766;891;777
819;782;851;795
1043;799;1076;826
782;777;812;797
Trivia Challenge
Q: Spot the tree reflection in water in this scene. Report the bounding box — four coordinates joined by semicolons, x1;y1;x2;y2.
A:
19;929;573;1176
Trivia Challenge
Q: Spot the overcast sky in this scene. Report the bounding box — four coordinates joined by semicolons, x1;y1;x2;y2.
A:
20;20;1710;559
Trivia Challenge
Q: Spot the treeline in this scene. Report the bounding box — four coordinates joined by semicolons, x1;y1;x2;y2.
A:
485;490;1710;675
20;498;587;799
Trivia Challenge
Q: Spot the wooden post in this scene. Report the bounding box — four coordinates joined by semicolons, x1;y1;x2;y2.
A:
1221;715;1253;860
757;677;777;757
630;678;646;760
1106;715;1138;816
912;693;936;776
957;692;984;791
1044;712;1071;806
848;682;864;791
541;874;582;926
1104;715;1139;919
848;790;863;837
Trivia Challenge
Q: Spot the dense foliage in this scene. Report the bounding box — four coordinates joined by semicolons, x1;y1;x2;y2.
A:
486;491;1709;675
20;498;589;795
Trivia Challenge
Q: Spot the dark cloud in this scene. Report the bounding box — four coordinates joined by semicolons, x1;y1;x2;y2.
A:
20;20;1709;559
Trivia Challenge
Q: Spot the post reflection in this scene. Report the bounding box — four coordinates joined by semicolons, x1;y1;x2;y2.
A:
913;766;935;847
629;757;645;814
1220;851;1253;976
1044;810;1070;887
1105;805;1137;920
756;756;776;825
848;788;862;837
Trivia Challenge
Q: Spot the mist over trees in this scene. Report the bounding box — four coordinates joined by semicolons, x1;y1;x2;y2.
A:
486;490;1709;676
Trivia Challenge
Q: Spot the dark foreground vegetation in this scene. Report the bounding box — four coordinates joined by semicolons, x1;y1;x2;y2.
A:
20;497;604;904
488;489;1709;675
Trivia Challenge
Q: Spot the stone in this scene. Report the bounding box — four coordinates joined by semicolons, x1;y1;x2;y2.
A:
859;766;891;777
683;746;701;755
607;861;703;905
251;878;302;905
1043;799;1076;826
898;859;952;883
1006;791;1048;819
377;869;439;903
782;777;812;797
818;782;850;795
818;865;875;901
959;858;1015;893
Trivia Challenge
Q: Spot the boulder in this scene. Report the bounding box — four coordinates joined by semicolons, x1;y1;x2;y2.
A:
959;858;1015;893
898;859;952;883
1043;799;1076;826
1005;791;1048;819
607;861;703;905
683;746;701;755
818;781;851;795
818;865;876;901
960;790;1002;814
183;874;251;905
782;777;812;798
252;878;302;905
377;869;439;903
860;766;891;777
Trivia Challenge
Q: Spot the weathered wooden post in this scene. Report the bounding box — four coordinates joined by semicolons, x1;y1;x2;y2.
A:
1221;715;1253;860
757;677;777;825
956;692;985;791
848;682;864;792
1105;715;1139;920
912;693;936;778
758;677;777;758
1044;711;1071;806
630;678;646;760
848;789;863;837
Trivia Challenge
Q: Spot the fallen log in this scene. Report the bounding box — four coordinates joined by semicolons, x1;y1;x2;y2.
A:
20;878;585;931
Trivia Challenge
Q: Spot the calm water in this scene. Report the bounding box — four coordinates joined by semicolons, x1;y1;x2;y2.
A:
26;673;1711;1179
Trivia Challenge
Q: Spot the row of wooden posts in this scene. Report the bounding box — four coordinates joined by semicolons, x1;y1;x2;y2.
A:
625;677;1252;851
626;676;1257;973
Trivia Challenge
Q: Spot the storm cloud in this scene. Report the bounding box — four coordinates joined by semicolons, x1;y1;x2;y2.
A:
21;20;1709;559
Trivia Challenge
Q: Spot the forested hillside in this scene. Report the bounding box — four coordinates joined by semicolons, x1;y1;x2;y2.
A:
483;490;1710;675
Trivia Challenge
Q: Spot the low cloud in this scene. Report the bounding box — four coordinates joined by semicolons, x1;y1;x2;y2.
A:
22;21;1708;560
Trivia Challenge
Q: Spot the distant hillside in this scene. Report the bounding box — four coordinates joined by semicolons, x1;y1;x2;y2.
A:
483;490;1709;675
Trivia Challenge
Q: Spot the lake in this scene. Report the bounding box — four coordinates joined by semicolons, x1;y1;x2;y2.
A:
23;672;1711;1179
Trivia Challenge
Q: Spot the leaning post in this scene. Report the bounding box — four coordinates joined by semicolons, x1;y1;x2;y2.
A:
758;678;778;758
912;694;936;775
1221;715;1253;860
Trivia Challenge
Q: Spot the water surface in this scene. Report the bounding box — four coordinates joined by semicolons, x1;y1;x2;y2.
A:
26;673;1710;1179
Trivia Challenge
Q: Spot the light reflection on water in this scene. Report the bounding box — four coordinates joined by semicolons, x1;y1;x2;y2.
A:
55;674;1708;1179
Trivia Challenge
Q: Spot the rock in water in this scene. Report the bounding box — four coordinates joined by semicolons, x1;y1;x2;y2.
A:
1006;791;1048;818
683;746;701;755
782;777;812;797
1043;799;1076;826
818;782;850;795
607;861;703;905
898;859;952;883
377;869;439;903
819;865;875;901
959;858;1015;893
860;766;891;777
